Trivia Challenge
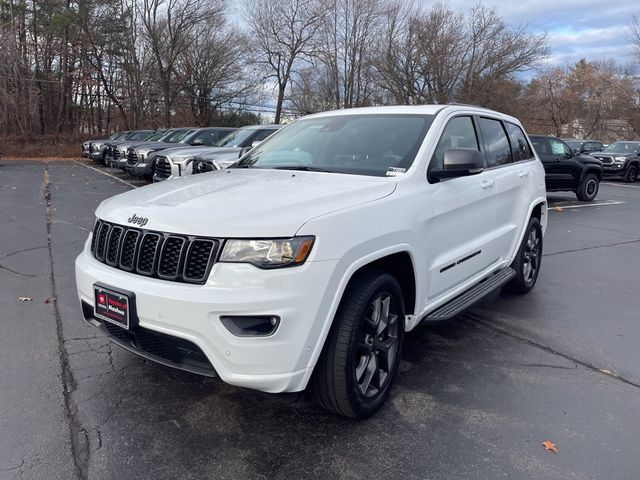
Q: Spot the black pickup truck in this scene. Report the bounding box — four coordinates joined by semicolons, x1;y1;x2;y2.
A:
529;135;603;201
590;142;640;183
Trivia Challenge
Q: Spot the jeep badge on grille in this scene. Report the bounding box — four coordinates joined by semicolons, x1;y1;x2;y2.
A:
127;214;148;227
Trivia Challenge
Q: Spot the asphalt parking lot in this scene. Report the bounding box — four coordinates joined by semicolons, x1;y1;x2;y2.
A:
1;160;640;480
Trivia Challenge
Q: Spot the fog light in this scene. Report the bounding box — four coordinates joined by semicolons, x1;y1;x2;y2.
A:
220;315;280;337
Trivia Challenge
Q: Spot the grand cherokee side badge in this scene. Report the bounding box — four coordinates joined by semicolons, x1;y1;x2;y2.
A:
127;214;148;227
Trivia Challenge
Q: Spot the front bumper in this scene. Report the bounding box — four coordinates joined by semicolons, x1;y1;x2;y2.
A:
125;162;152;177
89;151;104;161
602;163;626;176
75;240;339;393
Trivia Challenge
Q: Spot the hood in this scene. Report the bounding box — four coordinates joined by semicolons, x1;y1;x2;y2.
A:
592;152;634;158
130;141;176;152
576;154;602;164
96;169;397;237
166;146;241;163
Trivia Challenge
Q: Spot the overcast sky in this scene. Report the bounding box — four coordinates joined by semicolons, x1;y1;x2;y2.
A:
233;1;638;69
435;0;639;68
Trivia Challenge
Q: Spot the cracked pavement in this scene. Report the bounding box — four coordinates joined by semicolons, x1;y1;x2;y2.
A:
1;161;639;479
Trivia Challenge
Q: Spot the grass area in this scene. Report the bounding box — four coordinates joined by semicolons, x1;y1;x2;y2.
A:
0;135;83;159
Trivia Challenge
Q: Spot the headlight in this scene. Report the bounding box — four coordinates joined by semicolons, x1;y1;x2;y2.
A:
614;156;626;162
220;237;315;268
94;142;103;149
138;149;153;160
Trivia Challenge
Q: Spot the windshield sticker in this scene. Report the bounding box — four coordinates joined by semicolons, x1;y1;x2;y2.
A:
386;167;406;177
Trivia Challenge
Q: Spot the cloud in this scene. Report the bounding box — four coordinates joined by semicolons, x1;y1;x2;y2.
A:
430;0;638;66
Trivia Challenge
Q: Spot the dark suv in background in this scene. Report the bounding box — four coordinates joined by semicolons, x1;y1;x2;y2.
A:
530;135;603;201
563;139;604;155
590;142;640;183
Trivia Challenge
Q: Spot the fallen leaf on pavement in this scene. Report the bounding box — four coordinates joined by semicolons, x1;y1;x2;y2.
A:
542;440;559;453
44;297;57;304
17;296;32;302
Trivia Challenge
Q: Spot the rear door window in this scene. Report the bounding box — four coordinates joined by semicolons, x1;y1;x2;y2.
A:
505;123;534;161
479;118;513;167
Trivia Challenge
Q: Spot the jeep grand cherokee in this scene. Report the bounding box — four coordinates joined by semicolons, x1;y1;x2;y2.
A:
76;105;547;418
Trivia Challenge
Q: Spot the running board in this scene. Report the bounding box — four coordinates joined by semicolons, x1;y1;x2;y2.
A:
422;267;516;322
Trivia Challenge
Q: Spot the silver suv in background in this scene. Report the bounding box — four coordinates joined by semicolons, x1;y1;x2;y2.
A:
153;125;282;182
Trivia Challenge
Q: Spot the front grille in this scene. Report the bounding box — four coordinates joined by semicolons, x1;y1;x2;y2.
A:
155;157;172;179
91;220;219;284
594;156;613;165
112;147;121;160
89;144;94;153
127;148;138;165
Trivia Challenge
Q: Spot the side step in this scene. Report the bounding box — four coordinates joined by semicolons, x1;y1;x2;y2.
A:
423;267;516;322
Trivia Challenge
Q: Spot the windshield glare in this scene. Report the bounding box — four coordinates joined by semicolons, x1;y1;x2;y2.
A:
603;142;640;154
215;128;255;147
235;115;433;177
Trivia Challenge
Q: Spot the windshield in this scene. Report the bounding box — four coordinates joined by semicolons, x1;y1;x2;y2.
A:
147;130;167;141
129;131;154;140
162;129;192;143
112;132;128;140
235;114;434;176
109;132;123;140
215;128;256;147
565;141;582;149
603;142;640;154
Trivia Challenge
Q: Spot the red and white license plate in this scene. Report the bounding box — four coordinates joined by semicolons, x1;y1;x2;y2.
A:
93;284;131;329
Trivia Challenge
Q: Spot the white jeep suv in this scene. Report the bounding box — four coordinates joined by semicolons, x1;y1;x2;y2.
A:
75;105;547;418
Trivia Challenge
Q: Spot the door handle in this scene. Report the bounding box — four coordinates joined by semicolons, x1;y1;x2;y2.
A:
481;180;495;189
519;170;529;178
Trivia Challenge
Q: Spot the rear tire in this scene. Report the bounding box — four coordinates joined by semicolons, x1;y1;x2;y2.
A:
310;269;405;418
623;165;637;183
504;217;543;294
576;173;599;201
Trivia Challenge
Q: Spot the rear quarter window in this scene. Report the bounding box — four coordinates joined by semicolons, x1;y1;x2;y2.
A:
505;123;534;161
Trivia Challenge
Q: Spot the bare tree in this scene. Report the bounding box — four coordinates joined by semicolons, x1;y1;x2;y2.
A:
244;0;325;123
315;0;383;109
626;14;640;63
139;0;225;126
179;27;259;125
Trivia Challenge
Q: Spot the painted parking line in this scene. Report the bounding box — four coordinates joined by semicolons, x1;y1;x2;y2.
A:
550;200;625;211
75;161;139;188
602;182;640;188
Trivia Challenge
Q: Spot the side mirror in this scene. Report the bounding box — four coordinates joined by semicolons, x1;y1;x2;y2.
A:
251;140;262;148
573;148;581;155
431;149;484;180
191;139;204;146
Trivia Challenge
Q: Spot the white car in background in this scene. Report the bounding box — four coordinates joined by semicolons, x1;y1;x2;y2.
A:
76;105;547;418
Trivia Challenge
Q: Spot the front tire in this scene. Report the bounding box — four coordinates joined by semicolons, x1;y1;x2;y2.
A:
310;269;405;418
504;217;543;294
623;164;637;183
576;173;599;201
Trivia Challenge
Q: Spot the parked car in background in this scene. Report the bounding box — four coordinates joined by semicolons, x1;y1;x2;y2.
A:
530;135;602;201
76;105;547;418
105;130;168;167
82;131;128;158
90;130;156;164
562;139;604;155
86;131;133;162
153;125;282;182
125;127;236;178
113;128;196;170
590;141;640;183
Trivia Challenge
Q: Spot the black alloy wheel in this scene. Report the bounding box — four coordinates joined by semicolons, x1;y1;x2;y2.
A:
504;216;543;294
310;269;405;418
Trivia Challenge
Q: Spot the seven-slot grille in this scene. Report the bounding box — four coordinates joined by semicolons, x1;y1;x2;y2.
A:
155;157;172;179
91;220;219;284
127;148;138;165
